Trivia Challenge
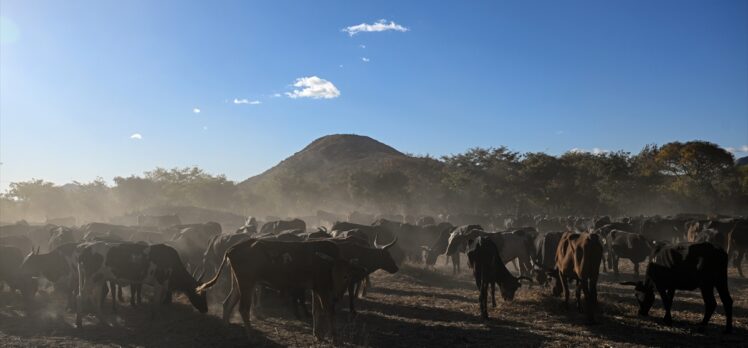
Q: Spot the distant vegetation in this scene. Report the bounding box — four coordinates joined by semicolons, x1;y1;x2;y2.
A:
1;135;747;223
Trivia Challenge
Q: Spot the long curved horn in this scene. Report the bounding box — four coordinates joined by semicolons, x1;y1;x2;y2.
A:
516;276;533;283
373;234;383;249
318;226;327;233
383;236;398;250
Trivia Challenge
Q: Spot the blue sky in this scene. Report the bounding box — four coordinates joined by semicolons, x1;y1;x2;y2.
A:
1;0;747;190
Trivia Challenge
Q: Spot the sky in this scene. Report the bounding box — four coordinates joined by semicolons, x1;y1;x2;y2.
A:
1;0;747;191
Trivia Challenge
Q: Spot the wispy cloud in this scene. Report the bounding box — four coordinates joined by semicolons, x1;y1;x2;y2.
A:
130;133;142;140
726;145;748;153
192;107;201;114
285;76;340;99
570;147;609;155
361;57;370;62
359;44;366;48
233;98;261;105
271;93;282;98
342;19;409;36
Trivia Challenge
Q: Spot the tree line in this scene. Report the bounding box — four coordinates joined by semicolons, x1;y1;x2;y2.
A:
1;140;746;223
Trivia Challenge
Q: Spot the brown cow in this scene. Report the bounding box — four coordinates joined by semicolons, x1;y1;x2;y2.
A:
196;239;358;341
556;231;603;323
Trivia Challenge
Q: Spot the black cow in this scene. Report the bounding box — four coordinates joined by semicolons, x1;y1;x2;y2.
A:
532;231;563;295
621;242;732;333
606;230;652;276
466;236;529;320
728;219;748;277
0;245;37;300
75;242;207;327
20;243;78;308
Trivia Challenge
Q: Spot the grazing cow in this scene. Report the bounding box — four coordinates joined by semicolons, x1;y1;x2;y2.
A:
446;226;535;277
605;230;652;276
728;219;748;277
0;235;33;253
196;239;357;341
422;223;460;273
75;242;207;327
532;231;563;295
620;242;733;333
20;243;78;308
0;245;37;300
330;236;399;315
259;218;306;235
466;236;529;320
556;231;603;323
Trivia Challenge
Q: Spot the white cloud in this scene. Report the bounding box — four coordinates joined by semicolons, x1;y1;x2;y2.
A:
361;57;370;62
359;44;366;48
202;126;208;131
726;145;748;153
342;19;409;36
339;64;343;68
130;133;142;140
193;107;201;114
271;93;282;98
285;76;340;99
233;98;261;105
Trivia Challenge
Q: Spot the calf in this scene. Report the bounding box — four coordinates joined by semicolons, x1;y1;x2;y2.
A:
75;242;207;327
605;230;652;276
466;236;529;320
556;231;603;323
621;242;732;333
196;239;356;341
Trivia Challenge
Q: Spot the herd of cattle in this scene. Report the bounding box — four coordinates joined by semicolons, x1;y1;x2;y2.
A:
0;212;746;341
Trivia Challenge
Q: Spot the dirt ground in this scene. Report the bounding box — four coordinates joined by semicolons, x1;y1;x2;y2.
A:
1;258;746;347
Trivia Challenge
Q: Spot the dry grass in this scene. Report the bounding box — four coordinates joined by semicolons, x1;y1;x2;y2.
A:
1;258;746;347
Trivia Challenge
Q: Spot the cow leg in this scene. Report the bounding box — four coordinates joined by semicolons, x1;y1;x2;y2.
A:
91;281;106;325
697;285;716;333
575;280;583;313
361;276;371;297
612;254;619;276
348;282;356;317
110;283;117;314
75;265;87;328
490;282;496;308
715;279;733;333
238;280;255;337
633;262;640;277
117;284;124;302
223;275;240;323
736;250;745;278
580;278;594;323
479;281;489;320
311;290;327;341
560;275;570;309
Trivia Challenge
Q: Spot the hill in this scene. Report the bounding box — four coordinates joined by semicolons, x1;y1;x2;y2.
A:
737;156;748;167
238;134;444;216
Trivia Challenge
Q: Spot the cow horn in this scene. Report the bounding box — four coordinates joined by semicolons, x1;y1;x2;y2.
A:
318;226;327;233
197;268;206;283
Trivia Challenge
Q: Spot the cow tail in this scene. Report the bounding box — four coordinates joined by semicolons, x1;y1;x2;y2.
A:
196;253;227;294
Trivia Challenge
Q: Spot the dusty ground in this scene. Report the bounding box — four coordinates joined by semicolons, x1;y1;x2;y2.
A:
1;258;746;347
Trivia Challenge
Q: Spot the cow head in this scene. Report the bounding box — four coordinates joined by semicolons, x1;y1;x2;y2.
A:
499;276;532;301
374;235;399;273
186;271;208;313
620;281;654;316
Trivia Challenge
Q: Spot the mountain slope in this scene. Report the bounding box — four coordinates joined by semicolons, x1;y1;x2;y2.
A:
238;134;444;215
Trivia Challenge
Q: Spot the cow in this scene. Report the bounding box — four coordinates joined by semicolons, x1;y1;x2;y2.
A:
129;230;166;244
329;235;399;316
556;231;603;323
693;229;728;250
373;219;443;264
466;236;530;320
196;239;358;341
20;243;78;309
605;230;652;276
416;216;436;226
620;242;733;333
532;231;563;295
75;242;207;327
641;218;682;243
422;223;461;274
0;245;37;301
446;227;535;277
728;219;748;277
259;218;306;236
168;222;223;270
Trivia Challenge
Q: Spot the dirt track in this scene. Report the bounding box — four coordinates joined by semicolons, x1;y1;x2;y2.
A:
1;259;746;347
